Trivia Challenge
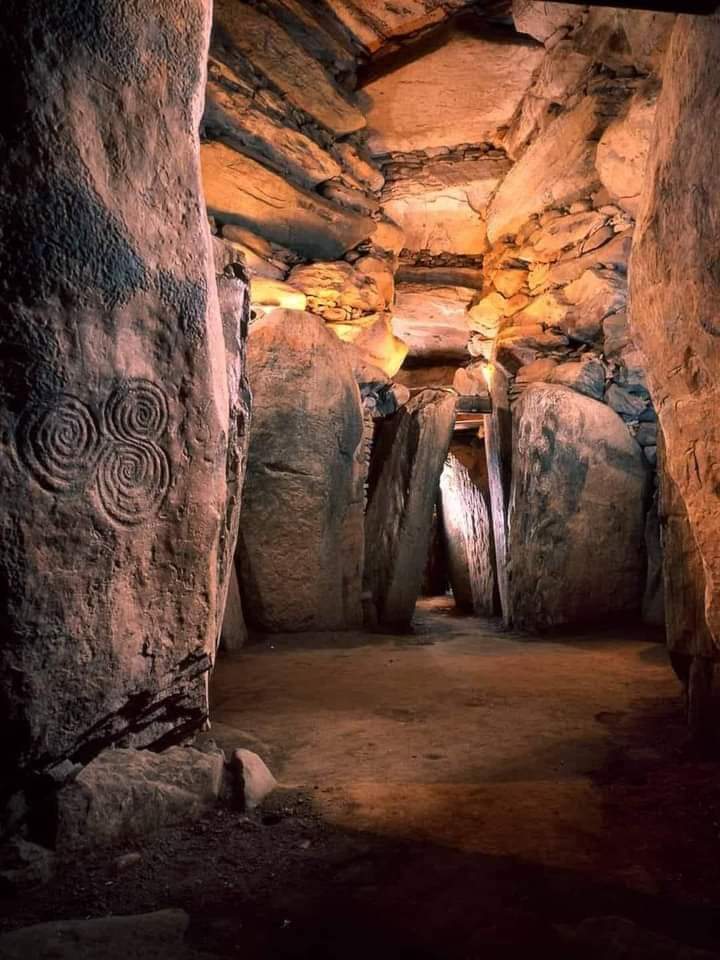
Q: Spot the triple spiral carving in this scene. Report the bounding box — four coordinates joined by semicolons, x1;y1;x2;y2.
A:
17;379;171;526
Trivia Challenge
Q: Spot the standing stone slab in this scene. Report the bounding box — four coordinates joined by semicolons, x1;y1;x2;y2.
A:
0;0;231;813
239;310;365;632
630;13;720;650
365;389;456;628
440;445;497;617
508;384;647;631
215;268;252;652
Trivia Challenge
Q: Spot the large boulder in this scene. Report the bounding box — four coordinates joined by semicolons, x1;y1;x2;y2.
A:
365;390;456;628
362;28;543;155
0;0;233;818
629;14;720;647
508;384;647;630
239;311;365;632
56;746;225;851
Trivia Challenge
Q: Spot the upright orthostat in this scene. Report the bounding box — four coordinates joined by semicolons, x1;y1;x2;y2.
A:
0;0;232;819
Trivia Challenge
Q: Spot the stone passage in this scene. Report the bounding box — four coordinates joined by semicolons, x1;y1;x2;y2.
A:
364;389;456;629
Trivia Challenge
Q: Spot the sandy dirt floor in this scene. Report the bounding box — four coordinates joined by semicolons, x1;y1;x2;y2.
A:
4;600;720;958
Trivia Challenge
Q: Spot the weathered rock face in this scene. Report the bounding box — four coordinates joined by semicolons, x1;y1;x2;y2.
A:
0;0;231;812
508;384;647;630
238;311;365;632
365;389;456;628
392;284;475;362
326;0;481;53
439;444;497;616
381;150;510;256
56;746;225;851
657;436;714;659
202;143;376;261
512;1;585;43
596;87;658;218
487;96;602;243
362;27;544;155
629;13;720;647
213;0;365;136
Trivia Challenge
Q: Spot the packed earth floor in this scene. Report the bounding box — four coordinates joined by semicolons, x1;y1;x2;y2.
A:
4;600;720;958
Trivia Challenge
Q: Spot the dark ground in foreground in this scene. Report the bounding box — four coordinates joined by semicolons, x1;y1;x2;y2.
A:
3;602;720;958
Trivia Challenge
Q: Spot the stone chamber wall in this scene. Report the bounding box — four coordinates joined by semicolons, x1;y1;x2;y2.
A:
202;0;677;638
3;0;720;843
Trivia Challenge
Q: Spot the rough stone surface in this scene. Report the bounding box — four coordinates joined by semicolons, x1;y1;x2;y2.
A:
239;311;365;632
0;839;55;893
566;915;719;960
365;390;456;628
504;41;592;159
629;14;720;646
487;97;602;243
362;29;544;155
288;261;384;318
573;8;675;73
202;142;375;260
549;360;605;400
204;58;342;190
0;0;233;814
392;284;475;362
509;384;647;631
213;0;365;135
381;155;509;256
56;747;225;851
596;88;657;218
332;314;408;378
440;446;496;616
658;437;715;660
512;1;586;43
0;910;196;960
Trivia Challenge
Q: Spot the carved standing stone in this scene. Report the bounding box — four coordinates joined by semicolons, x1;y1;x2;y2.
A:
364;389;456;629
0;0;232;819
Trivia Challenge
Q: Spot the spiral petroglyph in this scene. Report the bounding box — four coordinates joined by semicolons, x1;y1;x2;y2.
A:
96;440;170;525
104;379;169;443
16;380;172;525
17;395;101;492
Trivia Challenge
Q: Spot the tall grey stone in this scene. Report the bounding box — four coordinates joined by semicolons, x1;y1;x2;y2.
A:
365;389;456;628
508;384;647;631
0;0;232;820
238;310;365;632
